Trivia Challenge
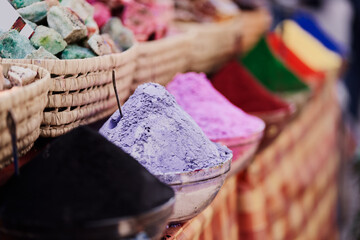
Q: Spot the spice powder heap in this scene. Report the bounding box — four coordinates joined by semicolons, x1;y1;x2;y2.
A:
211;61;291;113
0;127;174;229
100;83;232;176
167;72;265;142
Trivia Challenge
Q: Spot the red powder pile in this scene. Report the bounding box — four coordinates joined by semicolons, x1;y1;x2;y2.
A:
211;60;290;113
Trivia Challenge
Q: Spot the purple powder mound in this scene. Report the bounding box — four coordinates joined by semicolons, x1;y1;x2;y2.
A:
100;83;232;176
167;73;265;142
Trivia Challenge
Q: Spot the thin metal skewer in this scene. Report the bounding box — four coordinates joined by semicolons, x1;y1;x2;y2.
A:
6;111;19;176
112;70;123;119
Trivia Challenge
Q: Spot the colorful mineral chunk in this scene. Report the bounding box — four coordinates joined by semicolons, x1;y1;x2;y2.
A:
44;0;59;8
60;0;98;37
47;6;88;44
25;46;59;59
8;66;37;86
92;2;111;29
0;65;3;91
87;34;112;56
101;18;134;50
30;26;67;55
9;0;41;9
60;0;94;21
120;0;158;42
0;30;35;59
24;19;37;30
4;78;12;90
101;34;121;53
85;17;99;37
61;45;96;59
17;2;49;23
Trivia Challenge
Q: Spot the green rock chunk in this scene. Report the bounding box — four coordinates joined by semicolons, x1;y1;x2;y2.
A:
17;2;49;23
47;6;88;44
101;18;134;51
9;0;41;9
61;45;96;59
0;30;35;59
24;19;37;30
30;26;67;55
25;46;59;59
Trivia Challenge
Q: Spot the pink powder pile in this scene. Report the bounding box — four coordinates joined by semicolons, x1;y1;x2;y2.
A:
167;72;265;142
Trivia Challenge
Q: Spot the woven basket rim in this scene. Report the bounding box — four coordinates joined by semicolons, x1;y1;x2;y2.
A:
137;33;194;57
0;63;51;112
138;31;193;46
175;15;241;29
0;43;138;75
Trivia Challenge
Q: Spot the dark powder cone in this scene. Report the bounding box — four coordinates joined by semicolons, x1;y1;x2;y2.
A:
0;127;174;230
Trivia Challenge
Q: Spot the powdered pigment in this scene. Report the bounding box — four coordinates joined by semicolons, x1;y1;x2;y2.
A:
211;61;291;113
167;72;265;142
100;83;232;176
267;33;325;84
0;127;174;230
241;36;310;93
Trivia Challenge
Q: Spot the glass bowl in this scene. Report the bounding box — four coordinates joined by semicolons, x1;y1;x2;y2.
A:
217;131;263;176
277;90;312;116
156;156;232;223
251;103;296;150
0;197;175;240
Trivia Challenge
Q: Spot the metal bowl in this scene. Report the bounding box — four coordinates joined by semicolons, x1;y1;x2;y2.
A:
0;197;175;240
156;156;232;223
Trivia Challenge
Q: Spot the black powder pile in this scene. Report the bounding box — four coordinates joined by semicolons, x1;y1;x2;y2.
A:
0;127;174;232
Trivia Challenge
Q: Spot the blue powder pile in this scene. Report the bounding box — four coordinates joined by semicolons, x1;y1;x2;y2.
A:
100;83;232;176
291;11;345;57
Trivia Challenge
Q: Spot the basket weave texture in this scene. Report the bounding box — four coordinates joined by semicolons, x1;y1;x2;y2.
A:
2;45;138;137
133;32;193;90
175;16;242;74
0;63;51;169
240;9;272;53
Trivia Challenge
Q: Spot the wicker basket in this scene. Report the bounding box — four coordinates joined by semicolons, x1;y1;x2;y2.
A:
175;16;242;74
2;45;137;137
0;63;51;169
240;9;272;53
132;32;193;90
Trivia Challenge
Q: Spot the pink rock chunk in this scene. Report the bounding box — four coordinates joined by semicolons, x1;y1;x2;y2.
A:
8;66;37;86
92;2;111;29
120;1;157;41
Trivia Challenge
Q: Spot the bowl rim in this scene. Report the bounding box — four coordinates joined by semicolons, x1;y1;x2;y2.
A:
155;156;232;185
249;102;296;120
214;131;264;147
85;196;176;228
0;197;176;237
